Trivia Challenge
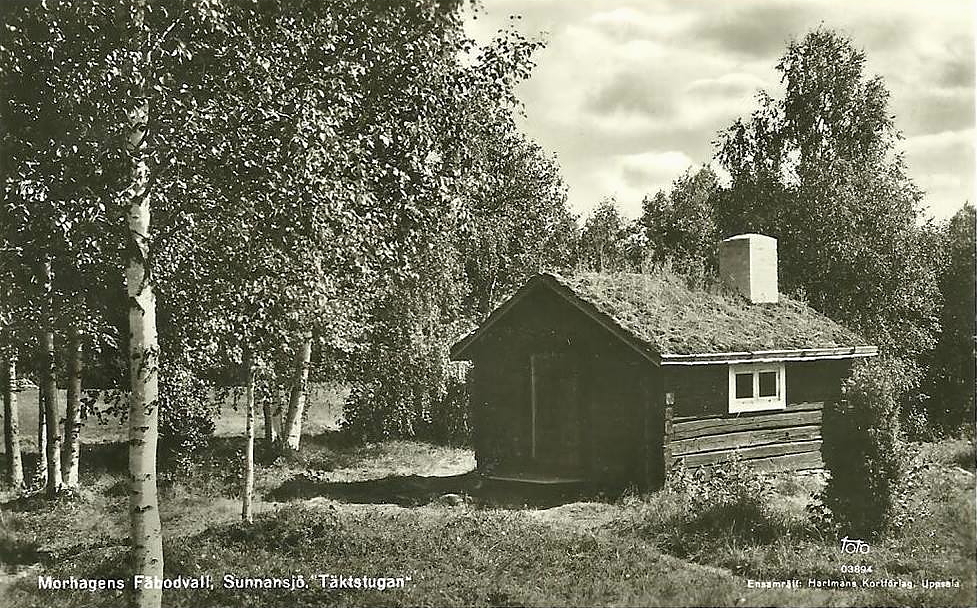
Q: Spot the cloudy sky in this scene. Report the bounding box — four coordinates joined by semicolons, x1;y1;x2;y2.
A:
464;0;975;221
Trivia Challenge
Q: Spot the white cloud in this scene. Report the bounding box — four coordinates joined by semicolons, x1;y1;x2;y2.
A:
464;0;975;221
903;129;974;155
619;150;695;178
590;7;646;27
903;129;975;215
587;151;696;218
685;72;769;97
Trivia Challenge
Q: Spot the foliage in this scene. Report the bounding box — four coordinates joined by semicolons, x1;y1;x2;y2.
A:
1;0;575;459
0;0;126;418
816;357;909;538
636;166;721;274
645;446;975;603
714;28;942;367
922;203;976;433
578;197;632;272
340;14;574;444
142;0;492;442
155;367;218;476
342;244;472;444
457;123;577;316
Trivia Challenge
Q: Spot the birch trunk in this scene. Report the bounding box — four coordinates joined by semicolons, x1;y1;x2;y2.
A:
36;386;47;485
125;2;163;605
282;334;312;452
63;326;83;488
262;392;279;446
38;258;62;496
2;356;24;487
37;265;60;494
242;353;255;523
41;335;61;496
273;390;284;441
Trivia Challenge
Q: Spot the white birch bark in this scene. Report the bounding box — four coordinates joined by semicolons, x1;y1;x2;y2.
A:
63;326;83;488
36;386;47;486
242;353;255;523
124;2;163;605
2;356;24;487
39;316;62;496
282;334;312;452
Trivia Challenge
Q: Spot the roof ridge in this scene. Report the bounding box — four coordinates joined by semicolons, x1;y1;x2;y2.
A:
451;270;873;360
553;271;869;355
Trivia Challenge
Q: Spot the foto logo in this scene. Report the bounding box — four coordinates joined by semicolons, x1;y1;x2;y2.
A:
839;536;870;554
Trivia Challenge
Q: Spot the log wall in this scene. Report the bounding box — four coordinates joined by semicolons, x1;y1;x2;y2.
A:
663;402;825;472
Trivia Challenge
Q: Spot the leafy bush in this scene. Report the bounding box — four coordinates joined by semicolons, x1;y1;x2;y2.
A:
922;203;976;435
157;364;218;477
343;345;470;445
342;250;472;446
816;357;908;538
619;459;798;558
901;397;936;442
952;440;976;471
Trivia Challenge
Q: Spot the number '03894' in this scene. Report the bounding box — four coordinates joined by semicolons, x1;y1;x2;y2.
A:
840;565;873;573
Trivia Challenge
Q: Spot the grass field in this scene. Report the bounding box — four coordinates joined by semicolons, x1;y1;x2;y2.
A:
0;409;974;607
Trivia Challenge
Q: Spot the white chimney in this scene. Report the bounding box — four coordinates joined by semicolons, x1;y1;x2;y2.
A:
719;234;778;304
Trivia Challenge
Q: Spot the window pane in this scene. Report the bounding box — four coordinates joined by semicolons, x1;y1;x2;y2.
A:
759;371;778;397
735;373;753;399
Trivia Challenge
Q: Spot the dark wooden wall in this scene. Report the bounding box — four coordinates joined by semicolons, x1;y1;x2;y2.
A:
659;359;852;473
466;285;659;487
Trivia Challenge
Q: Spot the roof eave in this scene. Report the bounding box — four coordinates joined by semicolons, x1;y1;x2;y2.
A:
449;276;546;360
659;346;879;365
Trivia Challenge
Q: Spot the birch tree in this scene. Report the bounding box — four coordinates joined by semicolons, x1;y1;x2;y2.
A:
1;0;236;603
1;0;124;495
189;0;503;453
0;264;27;488
342;20;576;442
38;257;62;495
1;355;24;488
282;336;312;452
63;324;83;488
241;352;255;522
715;28;941;366
118;2;165;605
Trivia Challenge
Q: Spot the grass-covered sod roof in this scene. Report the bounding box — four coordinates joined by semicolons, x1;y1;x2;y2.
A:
546;271;867;356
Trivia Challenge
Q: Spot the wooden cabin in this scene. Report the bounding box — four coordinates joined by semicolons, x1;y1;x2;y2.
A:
450;234;876;489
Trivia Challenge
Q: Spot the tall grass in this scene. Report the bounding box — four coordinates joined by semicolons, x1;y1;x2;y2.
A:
614;446;976;606
616;459;807;560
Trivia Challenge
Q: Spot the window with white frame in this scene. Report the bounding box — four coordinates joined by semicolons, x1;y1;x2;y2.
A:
728;363;786;413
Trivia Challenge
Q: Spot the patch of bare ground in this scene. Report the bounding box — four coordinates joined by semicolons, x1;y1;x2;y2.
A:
525;501;620;533
318;440;475;483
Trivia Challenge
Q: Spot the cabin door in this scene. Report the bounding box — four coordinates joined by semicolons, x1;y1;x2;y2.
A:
530;353;583;473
